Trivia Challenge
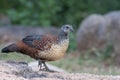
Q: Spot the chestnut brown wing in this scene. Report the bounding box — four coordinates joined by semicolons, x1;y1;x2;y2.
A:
22;34;57;51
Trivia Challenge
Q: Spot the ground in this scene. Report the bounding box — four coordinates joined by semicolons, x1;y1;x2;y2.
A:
0;60;120;80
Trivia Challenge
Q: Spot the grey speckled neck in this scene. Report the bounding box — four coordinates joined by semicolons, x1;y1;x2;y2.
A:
58;30;69;43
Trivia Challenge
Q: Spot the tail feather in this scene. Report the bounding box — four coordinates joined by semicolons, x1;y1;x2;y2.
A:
1;43;18;53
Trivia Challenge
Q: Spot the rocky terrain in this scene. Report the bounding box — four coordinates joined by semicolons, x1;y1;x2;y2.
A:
0;60;120;80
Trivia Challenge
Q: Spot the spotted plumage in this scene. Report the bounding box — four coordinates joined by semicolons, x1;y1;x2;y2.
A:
1;25;74;72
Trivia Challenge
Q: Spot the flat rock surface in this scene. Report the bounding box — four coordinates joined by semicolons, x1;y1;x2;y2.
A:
0;60;120;80
28;61;66;72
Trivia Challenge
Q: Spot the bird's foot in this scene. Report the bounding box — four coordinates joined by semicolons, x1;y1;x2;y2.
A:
38;60;57;72
43;67;56;72
39;67;55;72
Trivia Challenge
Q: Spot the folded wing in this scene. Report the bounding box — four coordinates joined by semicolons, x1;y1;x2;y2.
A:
22;34;57;51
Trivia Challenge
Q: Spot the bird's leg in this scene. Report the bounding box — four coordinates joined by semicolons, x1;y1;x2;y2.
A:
38;60;43;70
42;61;49;71
38;60;50;71
38;60;55;72
42;61;55;72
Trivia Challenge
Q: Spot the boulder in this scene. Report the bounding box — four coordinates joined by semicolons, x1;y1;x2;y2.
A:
76;14;108;52
77;11;120;65
104;11;120;65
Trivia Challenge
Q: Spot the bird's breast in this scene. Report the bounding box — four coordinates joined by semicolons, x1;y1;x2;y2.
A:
38;39;69;61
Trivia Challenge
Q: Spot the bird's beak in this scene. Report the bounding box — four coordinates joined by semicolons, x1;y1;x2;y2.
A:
70;27;74;32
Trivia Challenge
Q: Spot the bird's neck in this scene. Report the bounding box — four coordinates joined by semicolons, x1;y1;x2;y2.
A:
58;31;69;43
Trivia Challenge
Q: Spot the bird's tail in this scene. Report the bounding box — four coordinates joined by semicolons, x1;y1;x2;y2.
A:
1;43;18;53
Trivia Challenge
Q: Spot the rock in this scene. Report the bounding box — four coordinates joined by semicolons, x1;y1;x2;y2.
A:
104;11;120;65
0;60;30;80
0;60;120;80
76;11;120;65
29;61;66;72
76;14;108;52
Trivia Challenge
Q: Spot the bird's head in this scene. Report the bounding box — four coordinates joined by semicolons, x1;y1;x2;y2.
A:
61;25;74;33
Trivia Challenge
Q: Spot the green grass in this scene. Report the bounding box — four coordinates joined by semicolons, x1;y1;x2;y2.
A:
0;52;34;62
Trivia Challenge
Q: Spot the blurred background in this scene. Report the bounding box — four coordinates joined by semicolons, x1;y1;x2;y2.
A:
0;0;120;75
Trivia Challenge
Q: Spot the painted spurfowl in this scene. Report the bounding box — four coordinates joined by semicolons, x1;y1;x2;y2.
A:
1;25;74;71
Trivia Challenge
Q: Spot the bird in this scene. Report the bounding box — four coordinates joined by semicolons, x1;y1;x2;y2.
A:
1;25;74;72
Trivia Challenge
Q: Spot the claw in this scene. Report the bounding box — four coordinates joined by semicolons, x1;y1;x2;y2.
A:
42;62;55;72
38;60;55;72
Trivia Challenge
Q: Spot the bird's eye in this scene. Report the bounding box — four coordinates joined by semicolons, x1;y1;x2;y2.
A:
66;26;69;29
